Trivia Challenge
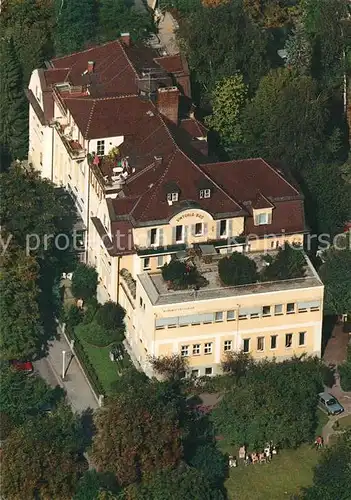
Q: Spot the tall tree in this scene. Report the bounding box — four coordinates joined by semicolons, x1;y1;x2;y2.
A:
91;378;183;486
0;244;44;360
54;0;97;56
236;68;329;171
243;0;301;28
177;0;270;94
0;38;28;160
205;74;248;146
319;239;351;315
302;430;351;500
285;22;312;75
1;404;87;500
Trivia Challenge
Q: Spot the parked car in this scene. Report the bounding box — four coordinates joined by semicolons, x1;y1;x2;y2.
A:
10;360;34;374
318;392;344;416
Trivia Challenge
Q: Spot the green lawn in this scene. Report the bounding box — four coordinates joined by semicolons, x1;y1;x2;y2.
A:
335;414;351;430
222;410;328;500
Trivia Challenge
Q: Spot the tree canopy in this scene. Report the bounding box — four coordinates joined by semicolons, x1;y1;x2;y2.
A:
1;404;87;500
218;251;258;286
91;378;183;485
72;263;99;301
262;243;306;281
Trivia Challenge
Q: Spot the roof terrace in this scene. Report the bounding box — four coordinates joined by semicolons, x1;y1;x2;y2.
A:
138;250;323;306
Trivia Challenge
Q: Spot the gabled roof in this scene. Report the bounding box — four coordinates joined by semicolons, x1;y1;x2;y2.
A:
251;192;274;210
180;118;208;138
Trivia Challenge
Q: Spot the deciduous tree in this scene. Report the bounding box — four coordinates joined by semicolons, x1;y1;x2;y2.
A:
95;301;125;331
218;252;258;286
72;263;98;301
91;379;183;485
1;404;87;500
205;74;248;145
261;243;306;281
285;23;312;75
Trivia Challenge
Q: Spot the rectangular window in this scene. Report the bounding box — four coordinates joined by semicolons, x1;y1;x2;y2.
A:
193;344;201;355
195;222;203;236
256;213;268;225
220;220;227;236
227;310;235;321
310;305;320;312
205;367;213;375
224;340;232;352
274;304;283;315
139;297;143;307
262;305;271;316
299;332;306;346
239;312;248;320
200;189;211;199
143;257;150;270
285;333;293;348
287;303;295;314
215;312;223;322
191;369;199;377
175;225;183;242
39;152;43;165
243;338;250;353
167;192;178;202
157;255;164;268
204;342;213;354
97;140;105;156
181;345;189;357
150;228;157;245
270;335;277;349
250;312;260;319
257;337;264;351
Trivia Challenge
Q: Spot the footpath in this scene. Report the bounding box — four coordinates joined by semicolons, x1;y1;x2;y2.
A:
35;329;98;413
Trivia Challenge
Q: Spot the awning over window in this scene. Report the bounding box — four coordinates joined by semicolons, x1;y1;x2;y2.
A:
298;301;320;309
155;317;178;327
239;307;262;316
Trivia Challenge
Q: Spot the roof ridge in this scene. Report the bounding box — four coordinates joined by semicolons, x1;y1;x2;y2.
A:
51;39;120;64
84;100;96;138
137;150;178;220
117;40;139;79
260;158;300;196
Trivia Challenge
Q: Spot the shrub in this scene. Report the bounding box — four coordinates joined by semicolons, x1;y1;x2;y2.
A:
95;301;125;331
161;259;208;290
83;297;100;324
65;305;84;328
221;350;254;379
218;252;258;286
261;243;306;281
149;354;189;380
72;263;98;300
75;321;124;347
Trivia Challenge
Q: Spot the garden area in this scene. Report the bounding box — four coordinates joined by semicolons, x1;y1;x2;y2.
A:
62;263;131;396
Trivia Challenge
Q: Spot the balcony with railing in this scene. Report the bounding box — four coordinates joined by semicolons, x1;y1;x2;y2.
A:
55;122;86;160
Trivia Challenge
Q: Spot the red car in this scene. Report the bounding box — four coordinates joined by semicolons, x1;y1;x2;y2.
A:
10;360;34;374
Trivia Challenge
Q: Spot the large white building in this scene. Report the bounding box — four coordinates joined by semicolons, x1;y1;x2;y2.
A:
27;37;324;375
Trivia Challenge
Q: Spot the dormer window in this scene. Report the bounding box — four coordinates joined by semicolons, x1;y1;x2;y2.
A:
256;213;269;225
199;189;211;199
167;192;178;202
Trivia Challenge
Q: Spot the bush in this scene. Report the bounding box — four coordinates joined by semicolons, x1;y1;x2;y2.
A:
95;301;125;331
261;243;306;281
83;297;100;324
218;252;258;286
75;321;124;347
72;263;98;300
339;361;351;391
161;259;208;290
66;305;84;328
149;354;189;380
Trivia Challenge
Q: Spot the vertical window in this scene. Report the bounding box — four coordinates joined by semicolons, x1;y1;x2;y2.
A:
215;312;223;322
157;255;164;268
220;220;227;236
39;152;43;165
262;306;271;316
243;338;250;353
204;342;213;354
257;337;264;351
227;310;235;321
195;223;203;235
224;340;232;352
256;213;268;225
299;332;306;346
287;303;295;314
181;345;189;357
285;334;293;348
193;344;201;355
191;369;199;377
143;257;150;270
150;228;157;245
205;367;213;375
175;225;183;242
270;335;277;349
274;304;283;315
200;189;211;199
97;140;105;156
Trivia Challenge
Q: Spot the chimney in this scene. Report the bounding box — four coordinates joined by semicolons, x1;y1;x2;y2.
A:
120;32;131;47
157;87;179;125
87;61;95;73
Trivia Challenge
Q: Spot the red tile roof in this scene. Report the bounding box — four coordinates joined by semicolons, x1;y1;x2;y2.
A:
251;192;274;210
154;54;186;74
180;118;208;138
44;69;70;87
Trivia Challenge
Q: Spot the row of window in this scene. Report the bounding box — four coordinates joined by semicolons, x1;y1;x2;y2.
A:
155;302;320;329
147;220;229;247
180;332;307;358
167;189;212;203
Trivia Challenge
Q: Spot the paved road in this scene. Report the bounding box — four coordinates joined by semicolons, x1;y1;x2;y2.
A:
34;331;98;413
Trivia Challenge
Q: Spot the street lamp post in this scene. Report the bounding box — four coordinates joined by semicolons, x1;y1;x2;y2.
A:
62;350;66;380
